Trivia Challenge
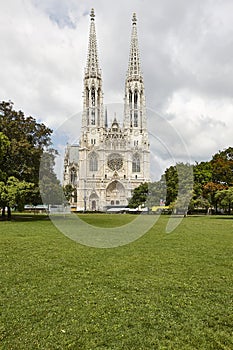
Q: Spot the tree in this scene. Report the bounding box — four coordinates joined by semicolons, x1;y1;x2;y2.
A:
211;147;233;186
215;188;233;214
0;101;56;218
203;182;226;213
39;151;65;208
189;196;211;214
164;165;178;205
128;182;148;209
146;176;167;208
0;132;10;182
63;184;75;202
164;163;193;209
193;161;212;199
0;132;10;160
0;101;53;184
0;177;34;219
129;163;193;213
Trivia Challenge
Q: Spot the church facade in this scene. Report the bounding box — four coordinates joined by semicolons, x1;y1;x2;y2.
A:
63;9;150;211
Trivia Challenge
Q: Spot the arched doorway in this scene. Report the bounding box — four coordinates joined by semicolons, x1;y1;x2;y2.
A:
106;181;125;206
92;200;96;211
89;192;99;211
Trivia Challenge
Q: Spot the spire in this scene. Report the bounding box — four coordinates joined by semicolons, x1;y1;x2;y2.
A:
85;8;101;78
124;13;147;131
127;13;142;78
82;9;104;130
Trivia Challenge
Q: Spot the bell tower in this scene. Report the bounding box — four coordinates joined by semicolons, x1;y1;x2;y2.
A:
82;8;104;131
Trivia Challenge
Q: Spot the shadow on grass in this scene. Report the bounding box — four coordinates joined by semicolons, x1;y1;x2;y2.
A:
188;214;233;220
211;215;233;220
0;213;50;222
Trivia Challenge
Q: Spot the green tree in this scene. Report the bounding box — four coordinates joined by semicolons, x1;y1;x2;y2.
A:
164;165;178;205
203;182;226;213
193;161;212;198
63;184;75;202
211;147;233;186
0;132;10;182
39;152;65;208
0;177;34;219
0;132;10;160
189;196;211;214
0;101;53;184
0;101;57;218
128;182;148;209
146;176;167;208
215;188;233;214
165;163;193;209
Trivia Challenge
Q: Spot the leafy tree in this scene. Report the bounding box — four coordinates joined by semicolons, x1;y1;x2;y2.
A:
203;182;226;213
0;101;53;184
39;151;65;208
63;184;75;202
189;196;211;214
0;177;34;219
215;188;233;214
130;163;193;213
193;161;212;199
165;163;193;208
0;101;57;218
146;176;167;208
0;132;10;160
128;182;148;209
164;165;178;205
0;132;10;182
211;147;233;186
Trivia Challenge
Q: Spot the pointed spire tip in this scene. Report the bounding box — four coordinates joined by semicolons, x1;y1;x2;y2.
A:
90;8;95;20
132;13;137;24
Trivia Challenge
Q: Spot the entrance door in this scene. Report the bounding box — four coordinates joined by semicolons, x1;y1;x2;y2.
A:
92;200;96;211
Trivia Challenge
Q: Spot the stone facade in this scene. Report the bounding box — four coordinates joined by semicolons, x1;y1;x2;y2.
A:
63;9;150;211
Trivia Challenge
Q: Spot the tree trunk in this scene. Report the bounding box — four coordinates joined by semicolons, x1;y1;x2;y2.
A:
7;206;11;220
2;206;6;219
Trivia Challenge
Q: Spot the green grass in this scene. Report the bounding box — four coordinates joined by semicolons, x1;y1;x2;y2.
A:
0;214;233;349
78;213;136;227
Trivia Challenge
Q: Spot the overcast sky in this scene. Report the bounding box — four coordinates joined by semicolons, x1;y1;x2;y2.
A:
1;0;233;180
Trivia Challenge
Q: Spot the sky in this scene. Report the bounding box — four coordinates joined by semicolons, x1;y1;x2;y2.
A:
1;0;233;180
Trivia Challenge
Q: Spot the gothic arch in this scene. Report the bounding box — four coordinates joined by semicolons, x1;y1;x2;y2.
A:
106;180;125;205
89;192;99;211
89;152;98;172
132;153;140;172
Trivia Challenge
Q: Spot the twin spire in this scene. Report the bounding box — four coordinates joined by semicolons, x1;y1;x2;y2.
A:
85;8;101;78
83;9;146;131
128;13;142;78
85;9;142;79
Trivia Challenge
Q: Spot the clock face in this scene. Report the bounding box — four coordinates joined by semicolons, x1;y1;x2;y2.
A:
107;153;123;171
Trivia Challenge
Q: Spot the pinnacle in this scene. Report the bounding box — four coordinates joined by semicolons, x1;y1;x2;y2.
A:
90;8;95;20
127;13;142;78
85;8;101;77
132;13;137;24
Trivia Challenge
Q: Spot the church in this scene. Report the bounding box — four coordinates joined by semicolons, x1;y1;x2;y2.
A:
63;9;150;211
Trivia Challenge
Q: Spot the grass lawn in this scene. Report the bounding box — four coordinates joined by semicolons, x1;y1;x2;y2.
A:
0;214;233;349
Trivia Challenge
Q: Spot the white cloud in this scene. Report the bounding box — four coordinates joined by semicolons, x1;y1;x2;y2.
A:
165;89;233;161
